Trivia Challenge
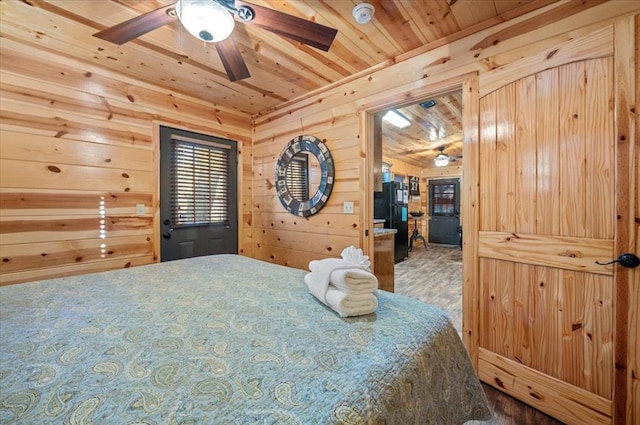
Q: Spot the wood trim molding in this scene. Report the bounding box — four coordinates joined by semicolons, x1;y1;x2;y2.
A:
356;72;478;115
612;15;636;425
361;110;374;259
462;74;481;367
627;14;639;425
360;73;475;291
152;123;161;264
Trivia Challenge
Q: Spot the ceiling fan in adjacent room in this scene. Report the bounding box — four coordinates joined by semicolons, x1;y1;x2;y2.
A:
433;146;462;167
93;0;338;82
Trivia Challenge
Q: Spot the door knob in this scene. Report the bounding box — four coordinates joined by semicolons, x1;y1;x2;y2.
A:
162;227;173;240
595;253;640;268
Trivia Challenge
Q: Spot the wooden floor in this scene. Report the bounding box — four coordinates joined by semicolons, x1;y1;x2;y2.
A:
394;245;564;425
475;384;565;425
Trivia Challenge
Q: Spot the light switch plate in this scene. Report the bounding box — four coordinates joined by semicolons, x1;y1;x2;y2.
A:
343;201;354;214
136;204;146;216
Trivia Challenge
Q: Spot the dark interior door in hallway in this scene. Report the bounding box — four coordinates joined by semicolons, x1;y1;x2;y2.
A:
428;178;460;245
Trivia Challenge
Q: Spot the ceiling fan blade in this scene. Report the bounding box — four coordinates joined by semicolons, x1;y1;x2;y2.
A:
93;4;176;45
237;1;337;51
216;37;251;82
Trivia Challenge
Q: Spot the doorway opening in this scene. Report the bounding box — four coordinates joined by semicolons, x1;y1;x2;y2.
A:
366;86;465;333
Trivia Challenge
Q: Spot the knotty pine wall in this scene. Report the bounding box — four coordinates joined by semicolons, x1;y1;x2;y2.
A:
0;39;253;285
381;154;423;181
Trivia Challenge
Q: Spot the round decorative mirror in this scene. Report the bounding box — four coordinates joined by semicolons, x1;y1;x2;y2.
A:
275;135;334;217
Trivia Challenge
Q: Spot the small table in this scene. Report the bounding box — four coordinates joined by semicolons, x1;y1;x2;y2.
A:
409;215;427;251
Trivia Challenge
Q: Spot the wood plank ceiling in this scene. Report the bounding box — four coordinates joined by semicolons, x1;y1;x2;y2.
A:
0;0;556;166
381;90;463;168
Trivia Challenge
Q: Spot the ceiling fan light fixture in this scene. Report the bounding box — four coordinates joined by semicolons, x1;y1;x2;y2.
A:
434;153;450;167
176;0;235;43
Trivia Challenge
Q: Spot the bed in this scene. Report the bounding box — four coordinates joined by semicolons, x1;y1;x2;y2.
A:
0;254;491;424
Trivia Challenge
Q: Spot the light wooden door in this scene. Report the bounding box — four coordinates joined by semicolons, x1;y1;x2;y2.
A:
467;23;637;425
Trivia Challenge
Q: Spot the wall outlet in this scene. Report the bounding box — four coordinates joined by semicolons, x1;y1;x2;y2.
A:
136;204;146;216
343;201;354;214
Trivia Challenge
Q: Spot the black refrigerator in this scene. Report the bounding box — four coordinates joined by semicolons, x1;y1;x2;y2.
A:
374;181;409;263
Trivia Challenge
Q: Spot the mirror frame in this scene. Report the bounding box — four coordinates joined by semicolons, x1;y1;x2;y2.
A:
275;135;334;217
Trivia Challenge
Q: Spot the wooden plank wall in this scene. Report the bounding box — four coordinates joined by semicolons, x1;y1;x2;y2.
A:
0;39;252;285
252;2;638;270
381;154;423;180
252;117;361;269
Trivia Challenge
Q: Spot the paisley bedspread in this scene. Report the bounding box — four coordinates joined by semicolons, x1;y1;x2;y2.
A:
0;254;491;424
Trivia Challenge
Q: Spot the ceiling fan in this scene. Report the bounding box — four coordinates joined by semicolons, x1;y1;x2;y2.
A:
93;0;338;82
434;146;462;167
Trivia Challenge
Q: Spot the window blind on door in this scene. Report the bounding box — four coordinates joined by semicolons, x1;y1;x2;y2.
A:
170;138;230;226
430;182;456;216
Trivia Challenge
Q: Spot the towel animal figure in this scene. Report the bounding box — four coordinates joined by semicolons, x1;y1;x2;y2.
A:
306;246;379;317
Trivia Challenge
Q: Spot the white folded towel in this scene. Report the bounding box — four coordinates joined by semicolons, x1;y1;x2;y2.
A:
340;245;372;270
332;269;378;293
309;261;378;294
305;273;378;317
307;258;359;303
305;246;379;317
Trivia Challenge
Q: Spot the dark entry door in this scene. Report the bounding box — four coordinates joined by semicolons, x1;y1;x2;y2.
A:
160;126;238;262
428;178;460;245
